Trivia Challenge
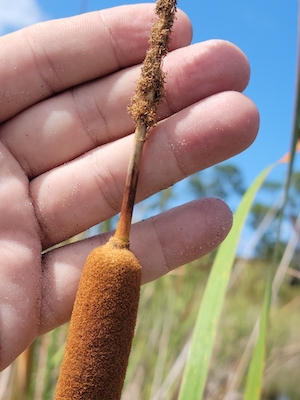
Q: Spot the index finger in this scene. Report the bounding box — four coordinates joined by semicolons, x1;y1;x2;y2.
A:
0;4;192;122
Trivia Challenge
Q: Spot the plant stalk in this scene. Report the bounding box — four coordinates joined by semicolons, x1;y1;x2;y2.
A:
114;0;177;246
114;123;147;244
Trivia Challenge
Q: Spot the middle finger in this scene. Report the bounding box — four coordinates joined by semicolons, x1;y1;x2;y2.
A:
1;40;250;178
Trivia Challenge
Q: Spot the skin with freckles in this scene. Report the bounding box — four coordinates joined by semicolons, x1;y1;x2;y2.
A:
0;3;259;371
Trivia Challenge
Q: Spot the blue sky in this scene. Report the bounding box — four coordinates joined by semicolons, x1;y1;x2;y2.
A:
1;0;298;192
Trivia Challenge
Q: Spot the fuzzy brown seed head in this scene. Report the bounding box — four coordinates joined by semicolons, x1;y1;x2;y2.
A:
54;237;141;400
128;0;177;130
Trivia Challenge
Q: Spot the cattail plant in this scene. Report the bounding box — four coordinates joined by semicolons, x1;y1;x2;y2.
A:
54;0;177;399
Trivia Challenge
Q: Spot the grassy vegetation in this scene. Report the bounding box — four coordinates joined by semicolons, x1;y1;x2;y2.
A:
1;147;300;400
1;252;300;399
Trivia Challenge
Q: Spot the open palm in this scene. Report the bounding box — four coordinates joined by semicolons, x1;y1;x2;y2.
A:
0;4;259;371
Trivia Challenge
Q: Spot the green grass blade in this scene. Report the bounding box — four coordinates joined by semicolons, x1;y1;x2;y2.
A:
272;5;300;273
242;16;300;396
285;1;300;182
178;164;274;400
243;280;271;400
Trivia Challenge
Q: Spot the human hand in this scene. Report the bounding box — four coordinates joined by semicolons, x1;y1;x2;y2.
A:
0;4;259;370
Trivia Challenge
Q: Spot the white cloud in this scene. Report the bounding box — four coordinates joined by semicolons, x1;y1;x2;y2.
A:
0;0;46;35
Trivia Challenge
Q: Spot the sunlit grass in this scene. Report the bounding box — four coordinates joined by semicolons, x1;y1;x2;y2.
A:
1;143;300;400
2;247;300;399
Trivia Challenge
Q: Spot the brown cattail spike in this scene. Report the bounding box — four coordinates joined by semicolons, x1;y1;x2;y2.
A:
128;0;177;130
54;237;141;400
55;1;177;399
